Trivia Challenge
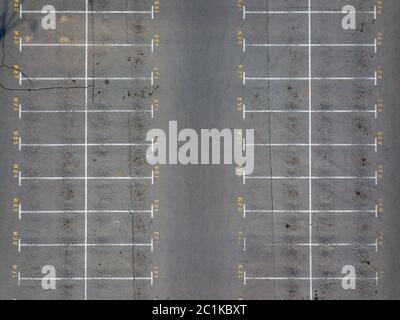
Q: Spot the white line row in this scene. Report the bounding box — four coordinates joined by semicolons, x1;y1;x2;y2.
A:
242;104;379;119
243;272;379;286
307;1;313;299
84;0;89;299
19;106;155;119
242;204;379;219
18;238;154;252
20;4;156;19
242;239;379;252
20;39;156;53
243;72;378;86
19;141;150;150
18;203;155;220
18;171;155;186
247;140;378;152
243;38;378;53
242;171;378;185
242;5;377;20
18;272;154;285
19;72;154;86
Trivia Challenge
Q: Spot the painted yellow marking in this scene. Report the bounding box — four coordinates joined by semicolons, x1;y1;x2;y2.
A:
378;233;384;246
13;130;19;146
12;163;19;178
377;32;383;47
12;232;19;247
376;0;383;16
13;198;19;215
153;98;160;110
13;65;20;79
377;65;383;80
237;0;244;11
12;265;18;279
237;96;243;112
377;97;383;113
60;15;73;23
237;265;244;279
13;97;20;113
237;232;243;243
154;231;160;241
237;31;243;47
153;200;160;212
153;266;160;279
378;199;384;215
13;31;20;46
378;165;384;179
115;170;124;177
236;167;244;177
237;65;243;80
235;129;242;145
237;196;244;212
59;36;71;44
153;34;160;47
377;131;383;146
235;130;244;175
153;0;160;13
13;0;20;13
153;66;160;80
154;165;160;179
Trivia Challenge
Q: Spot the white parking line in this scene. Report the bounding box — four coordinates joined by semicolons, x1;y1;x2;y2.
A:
20;42;154;50
244;10;376;15
20;108;153;117
244;207;379;219
20;209;153;214
242;5;377;20
18;171;155;186
19;242;153;250
21;43;151;48
243;74;377;85
243;39;377;54
243;173;378;185
19;175;153;182
20;4;155;18
20;75;152;82
243;272;379;286
307;1;313;299
20;142;150;148
18;275;153;282
243;175;377;184
247;142;377;150
242;104;378;119
19;208;154;220
19;103;154;119
257;242;378;250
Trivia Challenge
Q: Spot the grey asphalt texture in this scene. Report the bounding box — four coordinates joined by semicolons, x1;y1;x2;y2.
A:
0;0;400;300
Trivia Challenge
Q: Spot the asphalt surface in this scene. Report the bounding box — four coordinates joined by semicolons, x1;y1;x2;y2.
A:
0;0;399;300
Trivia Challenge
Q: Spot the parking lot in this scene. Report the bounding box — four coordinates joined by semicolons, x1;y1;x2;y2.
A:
1;0;159;299
237;0;381;299
0;0;399;300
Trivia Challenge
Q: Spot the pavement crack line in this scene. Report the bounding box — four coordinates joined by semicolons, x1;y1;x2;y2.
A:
0;30;93;92
264;0;279;300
